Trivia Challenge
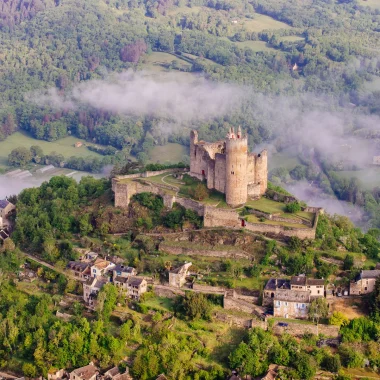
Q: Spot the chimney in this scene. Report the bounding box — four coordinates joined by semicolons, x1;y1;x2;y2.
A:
275;278;277;287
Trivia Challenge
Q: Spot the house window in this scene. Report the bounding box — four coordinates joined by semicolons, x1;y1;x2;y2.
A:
301;304;305;309
365;287;368;291
93;269;96;273
285;302;288;306
296;303;299;308
317;290;320;294
276;301;280;307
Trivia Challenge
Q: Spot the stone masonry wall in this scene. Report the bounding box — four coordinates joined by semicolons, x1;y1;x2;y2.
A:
244;221;316;240
174;197;205;216
203;206;240;228
159;243;250;258
192;284;226;294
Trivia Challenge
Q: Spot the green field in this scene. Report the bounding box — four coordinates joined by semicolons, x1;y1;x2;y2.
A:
142;52;193;75
0;131;102;169
233;40;278;52
278;36;305;42
149;143;188;164
243;14;292;32
332;168;380;190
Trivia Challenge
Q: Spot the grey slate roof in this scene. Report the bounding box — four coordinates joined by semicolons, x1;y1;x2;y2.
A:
360;270;380;279
114;264;135;274
264;278;290;291
0;199;10;209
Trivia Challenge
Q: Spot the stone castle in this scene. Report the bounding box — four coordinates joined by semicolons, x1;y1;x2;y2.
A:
190;127;268;207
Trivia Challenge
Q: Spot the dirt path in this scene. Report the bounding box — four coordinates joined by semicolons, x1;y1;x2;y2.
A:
22;252;84;282
161;174;180;195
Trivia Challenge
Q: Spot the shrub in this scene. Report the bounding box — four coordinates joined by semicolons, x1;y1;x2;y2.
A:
285;201;301;213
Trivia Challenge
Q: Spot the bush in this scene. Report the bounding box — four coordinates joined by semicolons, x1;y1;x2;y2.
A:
285;201;301;213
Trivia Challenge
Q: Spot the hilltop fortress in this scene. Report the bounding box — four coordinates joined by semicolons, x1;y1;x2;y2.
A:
190;127;268;207
112;129;322;240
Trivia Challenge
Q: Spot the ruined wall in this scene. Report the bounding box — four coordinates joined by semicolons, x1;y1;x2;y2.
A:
243;221;316;240
214;154;226;193
224;296;259;315
203;206;240;228
174;197;205;216
192;284;226;294
113;182;137;208
266;190;297;203
247;154;255;184
272;322;339;338
254;150;268;195
159;243;250;259
153;285;185;298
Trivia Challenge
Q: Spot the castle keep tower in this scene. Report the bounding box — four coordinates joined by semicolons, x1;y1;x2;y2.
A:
225;127;248;207
189;128;268;207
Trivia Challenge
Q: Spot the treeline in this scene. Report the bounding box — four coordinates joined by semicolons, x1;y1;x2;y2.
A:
8;145;118;173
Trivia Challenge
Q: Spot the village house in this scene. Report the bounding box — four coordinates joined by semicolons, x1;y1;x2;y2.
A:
48;369;66;380
70;363;98;380
124;277;148;300
0;199;15;229
290;275;325;297
262;278;290;306
83;277;108;306
104;366;131;380
0;199;15;219
90;258;115;278
263;276;326;319
273;289;311;319
169;262;192;288
67;261;91;280
113;264;137;279
350;270;380;295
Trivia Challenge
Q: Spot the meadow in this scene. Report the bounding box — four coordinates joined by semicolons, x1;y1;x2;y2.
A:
149;142;188;164
242;14;292;33
232;40;277;52
0;131;102;169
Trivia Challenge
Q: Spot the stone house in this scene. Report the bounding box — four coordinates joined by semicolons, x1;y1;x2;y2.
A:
83;277;108;306
169;262;192;288
48;369;66;380
90;258;115;278
350;270;380;295
290;276;325;297
273;289;311;319
104;366;130;380
0;199;15;219
114;276;147;300
262;278;290;307
113;264;137;279
67;261;91;280
70;363;98;380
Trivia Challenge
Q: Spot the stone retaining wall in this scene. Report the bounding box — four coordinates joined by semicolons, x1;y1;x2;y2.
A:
203;206;240;228
244;221;316;240
272;321;339;337
175;197;205;216
159;243;250;258
153;285;185;298
193;283;226;294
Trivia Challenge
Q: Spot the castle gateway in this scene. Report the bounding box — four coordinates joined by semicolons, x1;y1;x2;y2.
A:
190;127;268;207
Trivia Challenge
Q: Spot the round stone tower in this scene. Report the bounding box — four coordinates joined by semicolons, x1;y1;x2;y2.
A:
225;126;248;207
